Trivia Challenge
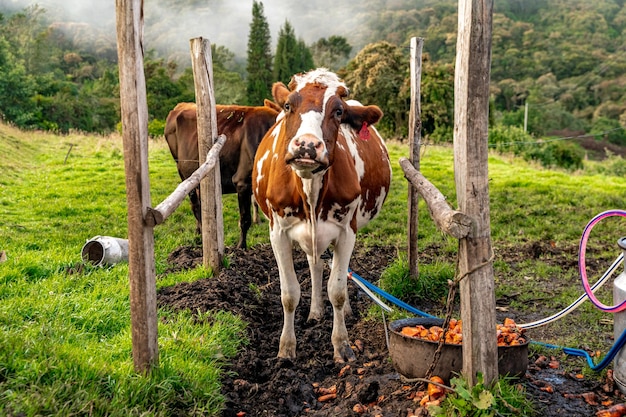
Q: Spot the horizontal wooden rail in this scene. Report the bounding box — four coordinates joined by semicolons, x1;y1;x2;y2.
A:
399;157;472;239
145;134;226;227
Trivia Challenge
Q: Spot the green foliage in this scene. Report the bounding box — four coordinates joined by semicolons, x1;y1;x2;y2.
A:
421;58;455;142
429;373;536;417
273;20;314;85
310;35;352;71
3;0;626;140
587;151;626;177
246;1;273;106
0;36;37;126
523;140;584;171
488;125;533;155
342;41;408;138
488;125;585;171
379;256;454;306
148;119;166;138
591;116;626;146
211;45;246;104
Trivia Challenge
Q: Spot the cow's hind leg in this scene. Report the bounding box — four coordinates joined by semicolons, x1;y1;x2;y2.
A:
328;231;357;363
235;187;253;249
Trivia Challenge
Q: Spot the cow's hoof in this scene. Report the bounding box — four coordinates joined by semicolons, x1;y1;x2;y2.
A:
277;344;296;361
276;357;294;369
306;312;323;324
334;343;357;363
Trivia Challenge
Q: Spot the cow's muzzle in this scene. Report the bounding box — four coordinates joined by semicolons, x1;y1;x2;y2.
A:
286;134;329;171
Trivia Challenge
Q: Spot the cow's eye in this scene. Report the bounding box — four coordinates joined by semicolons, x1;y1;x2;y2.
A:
284;102;291;113
334;108;343;119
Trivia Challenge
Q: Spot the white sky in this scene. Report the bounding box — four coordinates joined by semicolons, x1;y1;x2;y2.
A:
0;0;366;58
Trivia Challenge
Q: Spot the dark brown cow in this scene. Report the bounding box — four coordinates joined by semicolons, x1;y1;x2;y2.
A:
164;100;279;248
252;69;392;362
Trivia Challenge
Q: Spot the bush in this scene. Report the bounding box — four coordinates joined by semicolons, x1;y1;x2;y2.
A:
148;118;166;138
590;116;626;146
429;124;453;144
523;140;584;171
488;125;533;155
588;151;626;177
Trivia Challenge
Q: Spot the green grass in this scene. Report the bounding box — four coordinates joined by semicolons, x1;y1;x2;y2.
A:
0;125;247;416
0;123;625;415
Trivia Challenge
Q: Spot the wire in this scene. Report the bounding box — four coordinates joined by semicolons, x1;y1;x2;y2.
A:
519;253;623;329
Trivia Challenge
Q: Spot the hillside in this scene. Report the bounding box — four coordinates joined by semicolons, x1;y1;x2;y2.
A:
0;0;625;146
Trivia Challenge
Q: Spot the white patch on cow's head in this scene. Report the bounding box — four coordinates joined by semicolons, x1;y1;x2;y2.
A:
292;68;346;93
296;111;325;142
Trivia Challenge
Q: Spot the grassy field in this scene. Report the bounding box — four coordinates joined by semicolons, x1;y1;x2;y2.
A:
0;122;625;415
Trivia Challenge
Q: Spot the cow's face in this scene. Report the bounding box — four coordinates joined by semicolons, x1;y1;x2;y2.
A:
272;69;383;178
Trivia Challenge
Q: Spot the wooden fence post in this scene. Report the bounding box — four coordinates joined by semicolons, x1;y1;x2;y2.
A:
189;37;224;272
454;0;497;384
407;37;424;281
115;0;158;373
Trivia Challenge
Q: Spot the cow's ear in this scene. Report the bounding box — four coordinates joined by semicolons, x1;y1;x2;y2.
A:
272;82;290;107
263;99;282;113
344;104;383;129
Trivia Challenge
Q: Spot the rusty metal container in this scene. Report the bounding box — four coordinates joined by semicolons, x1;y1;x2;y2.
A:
388;317;529;383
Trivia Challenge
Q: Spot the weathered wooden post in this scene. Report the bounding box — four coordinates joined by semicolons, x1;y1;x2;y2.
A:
189;37;224;272
115;0;158;373
454;0;497;384
407;37;424;281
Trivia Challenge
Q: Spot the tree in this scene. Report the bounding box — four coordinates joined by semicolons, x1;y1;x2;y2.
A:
246;1;273;106
342;41;408;138
310;35;351;71
294;38;314;77
0;36;37;127
209;44;246;104
273;20;297;84
273;21;314;84
420;57;455;142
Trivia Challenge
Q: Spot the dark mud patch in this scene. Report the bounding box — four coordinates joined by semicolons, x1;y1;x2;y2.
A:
157;242;625;416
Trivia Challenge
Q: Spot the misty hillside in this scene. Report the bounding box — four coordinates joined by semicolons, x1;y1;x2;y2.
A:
5;0;626;81
1;0;626;151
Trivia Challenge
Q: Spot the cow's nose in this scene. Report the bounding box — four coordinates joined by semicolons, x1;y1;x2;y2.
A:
290;134;325;159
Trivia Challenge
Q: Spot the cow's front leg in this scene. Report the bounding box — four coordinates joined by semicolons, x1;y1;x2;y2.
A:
270;225;300;360
328;230;357;363
307;254;324;322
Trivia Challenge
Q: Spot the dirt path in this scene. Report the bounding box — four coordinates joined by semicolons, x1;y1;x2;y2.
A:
157;243;625;416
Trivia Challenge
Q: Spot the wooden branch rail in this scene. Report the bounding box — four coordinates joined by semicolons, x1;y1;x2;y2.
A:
145;134;226;227
399;157;472;239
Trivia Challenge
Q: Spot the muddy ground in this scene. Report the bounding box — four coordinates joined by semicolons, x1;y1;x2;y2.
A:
157;242;625;417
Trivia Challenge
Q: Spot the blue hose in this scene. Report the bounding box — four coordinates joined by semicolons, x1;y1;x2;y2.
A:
348;268;626;371
533;324;626;371
348;269;437;318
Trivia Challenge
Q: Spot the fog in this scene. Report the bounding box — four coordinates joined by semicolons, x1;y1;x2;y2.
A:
0;0;370;62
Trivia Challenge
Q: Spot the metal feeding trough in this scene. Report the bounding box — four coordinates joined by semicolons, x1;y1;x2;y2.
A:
388;317;529;383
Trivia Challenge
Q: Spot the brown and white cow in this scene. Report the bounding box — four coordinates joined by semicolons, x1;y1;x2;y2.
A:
164;100;280;249
252;69;392;362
